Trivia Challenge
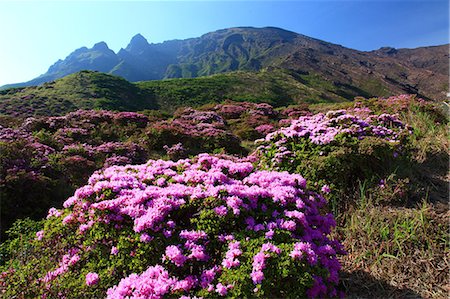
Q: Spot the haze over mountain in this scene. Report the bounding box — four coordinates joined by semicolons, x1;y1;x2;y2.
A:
1;27;448;101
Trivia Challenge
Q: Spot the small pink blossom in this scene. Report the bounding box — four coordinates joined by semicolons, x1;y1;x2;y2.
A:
321;184;331;194
35;230;44;241
111;246;119;255
85;272;99;286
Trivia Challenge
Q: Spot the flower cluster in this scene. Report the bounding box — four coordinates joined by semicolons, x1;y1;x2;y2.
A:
163;143;187;160
257;108;412;173
148;108;243;155
251;243;281;285
27;109;149;131
42;249;80;284
212;102;277;119
208;102;282;140
86;272;99;286
374;94;426;112
222;241;242;269
106;265;177;298
152;108;228;138
263;109;408;146
255;124;274;135
32;153;343;298
0;109;155;240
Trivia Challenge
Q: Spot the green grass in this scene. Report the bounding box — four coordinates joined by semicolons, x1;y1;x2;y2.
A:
0;69;361;118
0;71;158;117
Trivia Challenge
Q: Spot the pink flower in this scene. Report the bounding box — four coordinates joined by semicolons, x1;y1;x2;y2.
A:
222;241;242;269
215;283;228;296
85;272;99;286
163;245;187;267
111;246;119;255
140;233;154;243
321;184;331;194
214;205;228;216
35;230;44;241
47;207;62;219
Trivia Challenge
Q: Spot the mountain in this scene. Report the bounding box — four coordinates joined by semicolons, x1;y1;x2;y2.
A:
1;27;448;100
3;42;120;89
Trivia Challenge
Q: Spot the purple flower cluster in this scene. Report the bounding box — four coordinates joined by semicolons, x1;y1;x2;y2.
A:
263;109;409;146
251;243;281;285
0;126;55;176
163;143;187;159
86;272;99;286
148;108;243;154
222;241;242;269
46;110;148;129
213;102;277;119
214;104;247;119
61;141;145;168
106;265;177;298
153;108;228;138
42;249;80;284
255;124;274;135
280;105;312;119
378;94;426;111
44;153;343;298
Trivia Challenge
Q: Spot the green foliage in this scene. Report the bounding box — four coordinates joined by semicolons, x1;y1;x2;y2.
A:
0;218;43;265
261;134;412;209
0;71;158;118
1;69;353;118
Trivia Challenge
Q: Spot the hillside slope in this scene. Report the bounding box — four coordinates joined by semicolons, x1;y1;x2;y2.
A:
0;68;397;118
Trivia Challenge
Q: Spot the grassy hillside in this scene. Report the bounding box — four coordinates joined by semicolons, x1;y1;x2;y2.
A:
0;69;383;118
0;71;158;117
137;68;357;111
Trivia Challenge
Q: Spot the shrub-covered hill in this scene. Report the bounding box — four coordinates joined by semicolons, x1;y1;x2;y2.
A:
0;95;448;298
1;68;374;119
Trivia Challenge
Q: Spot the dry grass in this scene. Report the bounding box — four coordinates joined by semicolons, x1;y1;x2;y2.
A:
334;199;449;299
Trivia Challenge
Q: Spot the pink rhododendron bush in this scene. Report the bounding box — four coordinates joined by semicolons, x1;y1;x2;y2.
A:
0;154;344;298
146;108;245;156
256;108;413;208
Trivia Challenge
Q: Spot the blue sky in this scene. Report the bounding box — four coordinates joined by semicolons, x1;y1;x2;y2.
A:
0;0;448;86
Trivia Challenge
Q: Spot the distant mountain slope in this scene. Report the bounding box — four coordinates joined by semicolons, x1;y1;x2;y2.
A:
0;68;371;118
2;27;447;100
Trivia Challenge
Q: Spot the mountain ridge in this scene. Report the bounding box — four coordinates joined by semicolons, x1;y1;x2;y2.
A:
1;26;448;100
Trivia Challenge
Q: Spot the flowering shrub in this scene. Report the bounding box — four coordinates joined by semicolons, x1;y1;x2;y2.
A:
255;124;275;135
256;108;412;208
280;104;311;119
163;143;187;160
212;102;278;119
360;94;426;114
146;108;244;155
209;102;282;140
0;154;344;298
0;110;152;237
0;126;71;236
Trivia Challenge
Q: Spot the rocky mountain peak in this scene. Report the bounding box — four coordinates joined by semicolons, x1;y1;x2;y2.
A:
126;34;150;53
92;41;111;52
